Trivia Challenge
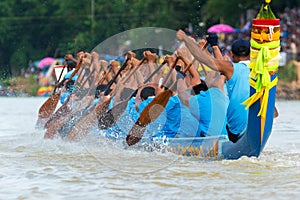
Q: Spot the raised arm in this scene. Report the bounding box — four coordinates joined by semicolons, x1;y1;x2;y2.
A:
176;74;192;108
176;30;234;80
206;33;224;60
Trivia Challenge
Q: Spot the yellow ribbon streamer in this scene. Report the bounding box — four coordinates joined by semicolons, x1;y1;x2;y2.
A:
243;38;280;118
243;77;277;118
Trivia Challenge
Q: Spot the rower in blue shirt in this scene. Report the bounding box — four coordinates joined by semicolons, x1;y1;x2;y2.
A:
137;85;199;140
178;70;229;137
177;30;250;143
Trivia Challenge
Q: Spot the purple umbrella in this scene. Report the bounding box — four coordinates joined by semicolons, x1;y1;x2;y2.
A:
208;24;235;33
38;57;55;69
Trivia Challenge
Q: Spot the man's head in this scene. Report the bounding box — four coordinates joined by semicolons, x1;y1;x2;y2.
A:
140;86;155;101
95;84;108;98
230;39;250;63
67;60;76;71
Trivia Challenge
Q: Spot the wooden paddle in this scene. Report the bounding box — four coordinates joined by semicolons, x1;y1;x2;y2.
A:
67;57;132;141
37;61;67;121
44;97;71;129
97;66;112;86
126;43;208;146
98;59;167;130
125;57;182;146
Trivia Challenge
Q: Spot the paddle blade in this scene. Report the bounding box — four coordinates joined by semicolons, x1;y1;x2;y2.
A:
138;89;172;126
126;89;173;146
38;93;60;119
44;111;73;139
68;99;110;141
98;100;128;130
44;102;71;129
126;124;147;146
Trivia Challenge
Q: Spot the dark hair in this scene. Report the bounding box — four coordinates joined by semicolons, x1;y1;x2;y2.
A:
231;39;250;57
67;60;76;70
140;86;155;100
95;84;108;97
191;79;208;95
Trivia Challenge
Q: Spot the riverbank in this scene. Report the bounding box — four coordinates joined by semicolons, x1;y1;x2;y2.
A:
276;81;300;100
1;76;300;100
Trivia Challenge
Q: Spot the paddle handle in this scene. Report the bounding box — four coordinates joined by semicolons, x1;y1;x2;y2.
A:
97;67;112;85
166;42;209;91
107;58;146;99
84;67;96;86
86;67;110;97
84;68;98;95
57;62;67;83
114;59;166;104
121;58;146;84
104;58;130;95
143;61;166;84
52;61;67;94
199;41;209;75
160;56;179;88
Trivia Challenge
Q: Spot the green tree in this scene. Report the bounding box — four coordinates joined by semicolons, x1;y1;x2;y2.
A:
0;0;298;79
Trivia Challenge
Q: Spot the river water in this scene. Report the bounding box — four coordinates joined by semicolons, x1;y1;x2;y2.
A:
0;97;299;200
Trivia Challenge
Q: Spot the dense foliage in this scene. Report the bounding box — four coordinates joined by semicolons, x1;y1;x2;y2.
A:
0;0;298;78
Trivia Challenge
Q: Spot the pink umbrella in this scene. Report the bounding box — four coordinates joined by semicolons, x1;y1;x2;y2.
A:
38;57;55;69
208;24;235;33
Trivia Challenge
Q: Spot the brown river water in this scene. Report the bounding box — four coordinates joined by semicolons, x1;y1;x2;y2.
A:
0;97;299;200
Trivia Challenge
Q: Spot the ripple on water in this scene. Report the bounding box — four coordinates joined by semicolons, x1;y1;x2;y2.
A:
1;98;300;199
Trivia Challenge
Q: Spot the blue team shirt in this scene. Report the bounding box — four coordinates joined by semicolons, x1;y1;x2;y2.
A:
60;91;70;104
158;95;181;138
189;87;229;136
64;69;78;81
176;103;199;138
138;95;199;139
226;62;250;134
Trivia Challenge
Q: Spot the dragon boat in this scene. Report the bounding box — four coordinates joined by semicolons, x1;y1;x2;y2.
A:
40;1;279;161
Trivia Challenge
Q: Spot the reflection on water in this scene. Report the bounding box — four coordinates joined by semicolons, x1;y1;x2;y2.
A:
0;98;299;199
